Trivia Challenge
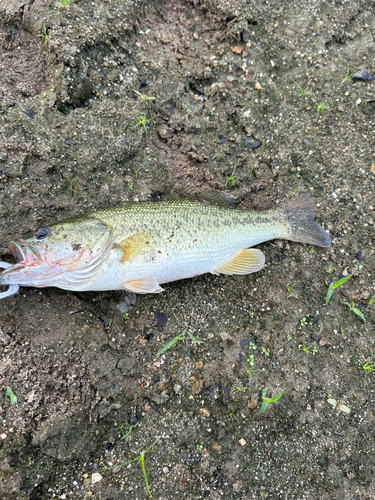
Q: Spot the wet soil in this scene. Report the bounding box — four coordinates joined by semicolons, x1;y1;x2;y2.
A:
0;0;375;498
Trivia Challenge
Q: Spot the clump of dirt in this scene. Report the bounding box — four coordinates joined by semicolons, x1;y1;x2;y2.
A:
1;0;375;499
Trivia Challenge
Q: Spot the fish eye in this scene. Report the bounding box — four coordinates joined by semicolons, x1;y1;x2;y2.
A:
35;227;50;240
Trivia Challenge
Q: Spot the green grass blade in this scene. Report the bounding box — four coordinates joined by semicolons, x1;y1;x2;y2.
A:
325;284;334;305
156;330;186;356
264;390;284;403
256;399;269;415
331;274;352;289
353;307;366;322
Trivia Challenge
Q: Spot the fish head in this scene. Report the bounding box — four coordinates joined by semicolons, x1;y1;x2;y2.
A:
0;217;112;288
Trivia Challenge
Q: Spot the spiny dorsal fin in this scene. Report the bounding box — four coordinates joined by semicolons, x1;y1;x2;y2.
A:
215;248;265;275
123;276;164;294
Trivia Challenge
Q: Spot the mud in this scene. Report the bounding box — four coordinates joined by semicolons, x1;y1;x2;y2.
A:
0;0;375;498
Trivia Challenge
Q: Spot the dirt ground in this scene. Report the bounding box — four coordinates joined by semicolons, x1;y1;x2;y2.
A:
0;0;375;498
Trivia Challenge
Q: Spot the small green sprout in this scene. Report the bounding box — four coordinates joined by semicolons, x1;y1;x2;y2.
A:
309;247;314;253
327;397;350;414
128;183;133;190
225;170;236;186
59;0;70;5
300;317;307;327
119;421;139;439
342;301;366;322
156;329;203;357
50;86;55;92
135;114;152;135
292;80;313;97
213;151;225;160
134;90;155;102
39;25;50;48
123;313;129;321
103;441;157;499
139;29;151;35
317;101;330;111
339;59;354;88
229;411;239;422
287;335;292;341
219;61;228;66
366;295;375;310
257;387;283;415
362;354;375;376
299;344;317;356
261;347;270;357
285;283;295;298
248;311;254;318
7;387;17;405
196;444;203;451
325;274;352;305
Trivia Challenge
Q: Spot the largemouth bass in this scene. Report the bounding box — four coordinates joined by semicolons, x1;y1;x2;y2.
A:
0;193;330;296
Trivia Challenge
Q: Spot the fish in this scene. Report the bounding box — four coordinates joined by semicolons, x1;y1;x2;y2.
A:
0;193;330;296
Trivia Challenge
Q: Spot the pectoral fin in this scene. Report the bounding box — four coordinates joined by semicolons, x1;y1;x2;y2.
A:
123;276;164;294
117;232;156;263
215;249;265;275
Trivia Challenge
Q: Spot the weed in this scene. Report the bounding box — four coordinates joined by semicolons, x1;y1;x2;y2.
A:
366;295;375;310
213;151;225;160
225;169;236;186
7;387;17;405
66;177;76;194
340;59;354;88
309;247;314;253
103;441;157;499
123;313;129;321
317;101;330;111
128;183;133;190
327;397;350;414
135;114;152;135
300;317;307;327
325;273;352;305
229;411;239;422
343;301;366;322
248;311;254;318
299;344;317;356
231;385;250;394
39;25;50;48
257;387;284;415
287;335;292;341
285;283;295;298
59;0;70;5
362;354;375;376
139;29;151;35
50;86;55;92
156;329;203;357
219;61;228;66
134;90;155;103
196;444;203;451
119;421;140;440
261;347;270;357
292;80;313;97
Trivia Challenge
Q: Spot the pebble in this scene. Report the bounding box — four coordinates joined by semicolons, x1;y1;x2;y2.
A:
255;82;262;90
239;438;246;446
199;408;210;417
244;136;261;149
352;69;373;81
0;433;7;440
196;361;203;370
212;441;222;453
319;337;331;347
91;473;102;484
191;379;205;395
232;45;243;55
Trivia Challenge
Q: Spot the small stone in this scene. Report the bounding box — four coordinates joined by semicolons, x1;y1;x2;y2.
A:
244;136;261;149
232;45;243;55
352;69;373;81
212;441;222;453
177;357;184;364
174;384;181;394
239;438;246;446
0;433;7;440
191;379;205;395
255;82;262;90
163;467;169;474
91;473;102;484
199;408;210;417
319;337;331;347
196;361;204;370
371;163;375;174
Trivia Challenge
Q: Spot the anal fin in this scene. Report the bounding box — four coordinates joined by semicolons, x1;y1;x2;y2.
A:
215;249;265;275
123;276;164;294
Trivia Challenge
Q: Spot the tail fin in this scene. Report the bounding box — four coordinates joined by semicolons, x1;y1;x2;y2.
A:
283;194;331;247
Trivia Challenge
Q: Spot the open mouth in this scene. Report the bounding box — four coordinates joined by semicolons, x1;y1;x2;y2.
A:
8;240;42;265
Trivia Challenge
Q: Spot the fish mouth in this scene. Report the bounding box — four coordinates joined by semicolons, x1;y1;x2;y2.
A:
8;240;42;265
